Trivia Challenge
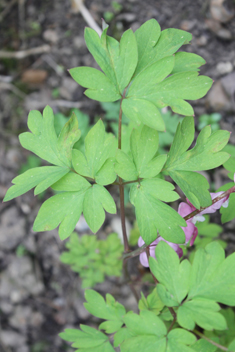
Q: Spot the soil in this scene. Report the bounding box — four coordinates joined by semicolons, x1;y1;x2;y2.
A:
0;0;235;351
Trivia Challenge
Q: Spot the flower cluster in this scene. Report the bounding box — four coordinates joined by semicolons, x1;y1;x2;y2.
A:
139;192;229;267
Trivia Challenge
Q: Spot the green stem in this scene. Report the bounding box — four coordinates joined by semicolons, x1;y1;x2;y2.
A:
167;308;177;333
184;185;235;221
193;330;228;351
122;184;235;260
118;90;129;253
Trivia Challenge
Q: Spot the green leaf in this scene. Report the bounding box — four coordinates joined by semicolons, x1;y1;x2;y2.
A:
229;339;235;351
221;193;235;223
120;310;167;352
130;179;185;244
130;125;167;178
84;290;126;334
146;72;212;116
196;215;223;238
134;20;192;76
59;326;115;351
128;56;175;98
166;329;196;352
19;106;80;167
33;173;91;240
95;158;116;185
191;338;218;352
83;184;116;232
165;117;230;208
138;288;165;315
107;29;138;93
171;52;206;74
188;242;235;306
169;170;211;209
3;166;69;201
69;67;121;102
114;150;138;181
72;120;116;183
177;298;227;330
134;19;161;75
149;241;191;306
61;233;123;288
122;98;165;131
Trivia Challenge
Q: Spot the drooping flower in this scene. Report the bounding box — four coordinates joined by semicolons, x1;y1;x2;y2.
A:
138;236;183;268
138;192;229;267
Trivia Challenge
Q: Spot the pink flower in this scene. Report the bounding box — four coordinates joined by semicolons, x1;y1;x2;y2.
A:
138;192;229;267
138;236;183;268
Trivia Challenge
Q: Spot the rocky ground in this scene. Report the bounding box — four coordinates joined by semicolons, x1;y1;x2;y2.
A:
0;0;235;351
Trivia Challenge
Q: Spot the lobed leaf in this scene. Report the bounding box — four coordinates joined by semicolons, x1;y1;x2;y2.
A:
72;120;117;185
69;67;121;102
130;179;185;244
149;241;191;306
164;117;230;208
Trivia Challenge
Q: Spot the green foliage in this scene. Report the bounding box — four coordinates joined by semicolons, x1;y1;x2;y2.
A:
72;119;116;185
138;288;165;315
130;178;185;245
198;113;222;131
84;290;126;333
223;144;235;181
60;326;115;351
193;215;226;251
164;116;230;208
218;182;235;223
61;233;123;288
150;241;235;332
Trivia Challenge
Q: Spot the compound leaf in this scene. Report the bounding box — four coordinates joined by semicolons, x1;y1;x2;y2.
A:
177;298;227;331
130;125;167;178
149;241;191;306
84;290;126;334
166;329;196;352
138;288;165;316
83;184;116;233
69;67;121;102
188;242;235;306
134;19;161;75
72;120;116;184
59;326;115;351
33;173;91;240
130;179;185;244
122;98;165;131
107;29;138;93
84;27;117;85
191;338;218;352
19;106;80;167
165;117;230;208
114;150;138;181
3;166;69;201
120;310;167;352
171;52;206;74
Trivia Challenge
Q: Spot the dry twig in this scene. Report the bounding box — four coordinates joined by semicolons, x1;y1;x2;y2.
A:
0;44;51;59
0;0;17;22
71;0;102;36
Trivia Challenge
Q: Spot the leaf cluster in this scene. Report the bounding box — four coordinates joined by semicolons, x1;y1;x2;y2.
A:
60;232;123;288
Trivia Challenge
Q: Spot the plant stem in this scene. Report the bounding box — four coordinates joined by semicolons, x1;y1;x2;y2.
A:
118;90;129;253
193;330;228;351
184;185;235;221
167;307;177;333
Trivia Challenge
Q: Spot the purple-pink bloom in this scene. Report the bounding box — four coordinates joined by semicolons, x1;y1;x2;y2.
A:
138;236;183;268
138;192;229;267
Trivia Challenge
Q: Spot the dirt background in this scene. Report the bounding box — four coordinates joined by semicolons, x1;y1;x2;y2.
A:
0;0;235;351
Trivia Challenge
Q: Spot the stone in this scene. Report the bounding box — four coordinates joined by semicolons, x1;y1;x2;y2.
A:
206;80;231;111
216;62;233;75
221;72;235;101
0;257;45;302
0;330;26;347
43;29;59;44
59;77;78;100
0;207;26;250
110;216;131;243
75;215;90;232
